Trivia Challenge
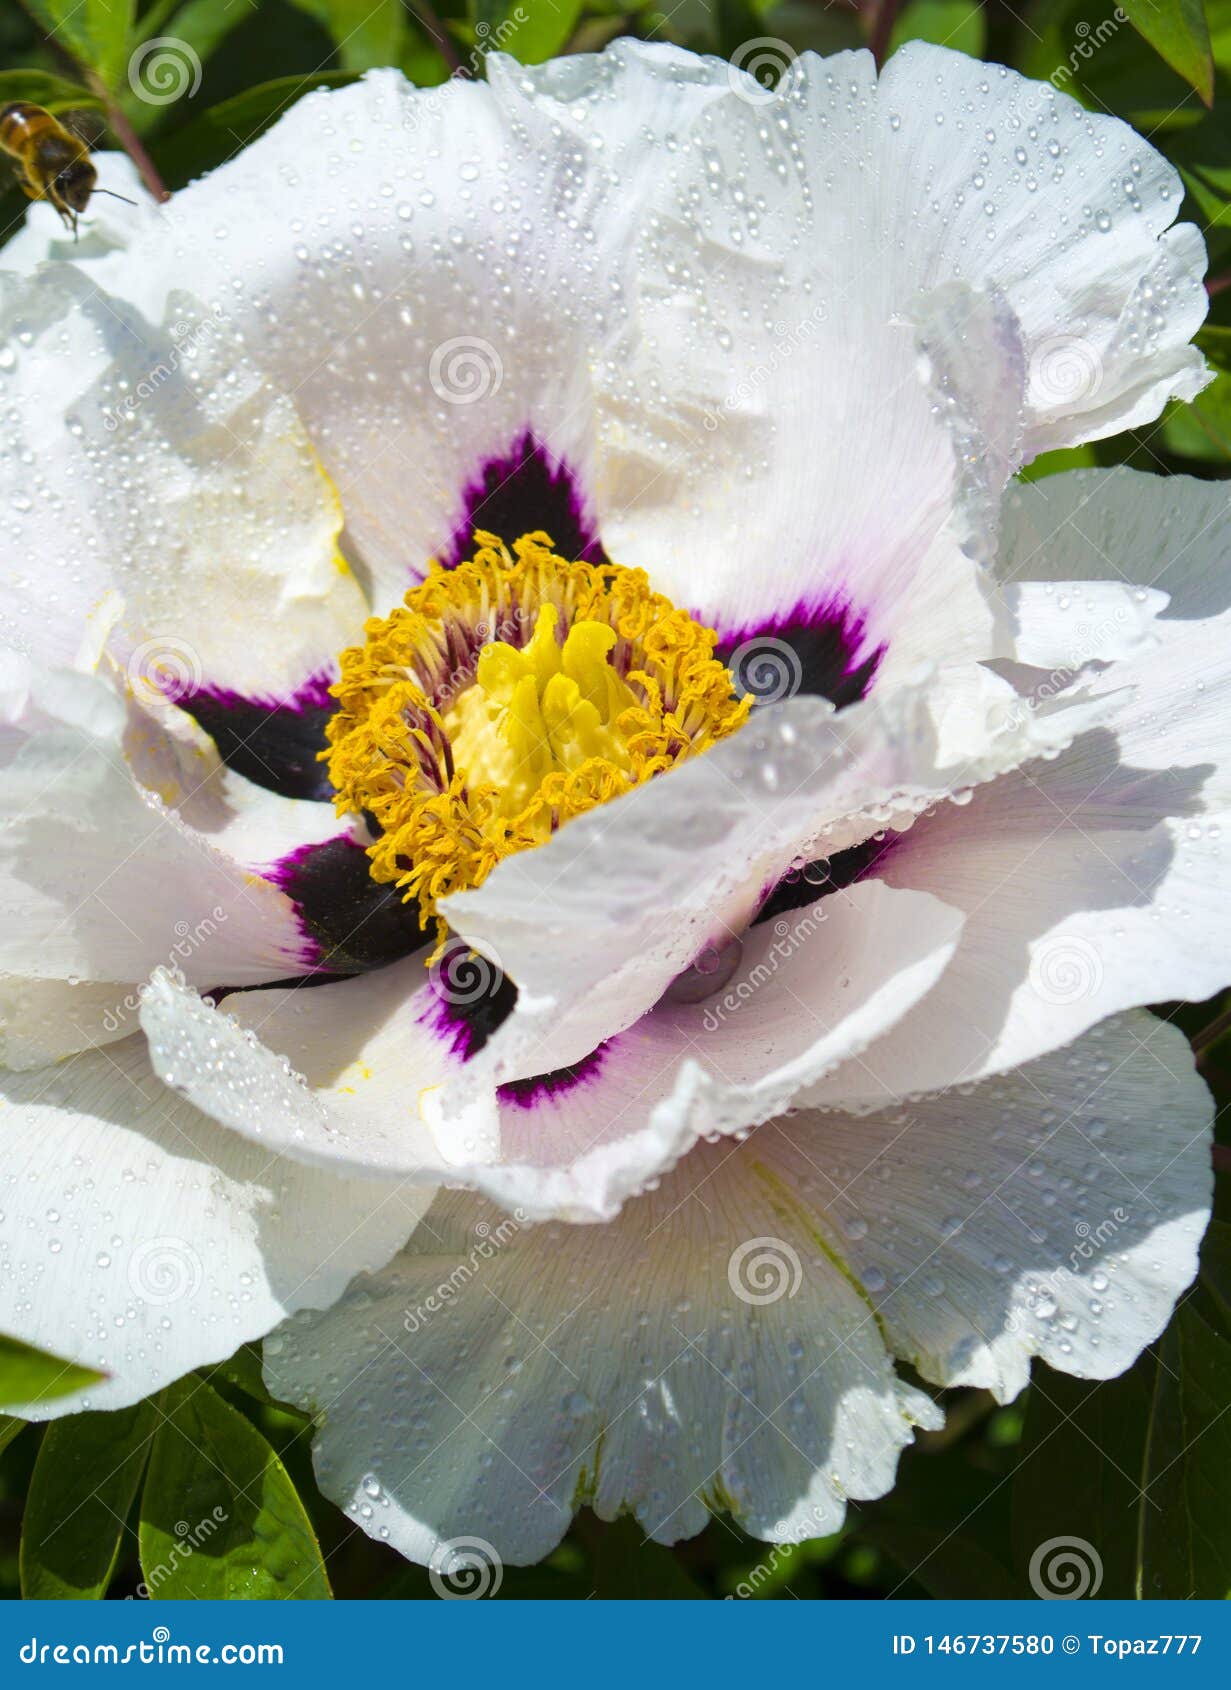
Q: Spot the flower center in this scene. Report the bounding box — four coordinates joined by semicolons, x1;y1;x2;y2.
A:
326;530;751;945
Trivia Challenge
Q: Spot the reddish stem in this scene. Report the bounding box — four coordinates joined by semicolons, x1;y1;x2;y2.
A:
87;78;170;203
408;0;467;78
868;0;901;67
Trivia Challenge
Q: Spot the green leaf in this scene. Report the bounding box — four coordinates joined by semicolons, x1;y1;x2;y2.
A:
1140;1290;1231;1597
138;0;256;72
0;1334;104;1411
18;0;136;92
1018;443;1101;481
889;0;987;58
20;1401;158;1599
1119;0;1215;102
288;0;408;71
1196;325;1231;374
477;0;585;64
0;69;100;111
155;72;359;186
1160;368;1231;461
205;1342;273;1406
1199;1218;1231;1324
859;1521;1020;1598
0;1415;25;1455
1012;1358;1157;1598
587;1516;707;1598
1016;0;1204;129
139;1376;331;1599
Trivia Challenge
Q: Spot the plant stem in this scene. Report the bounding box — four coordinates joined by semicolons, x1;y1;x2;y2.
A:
84;75;170;203
868;0;901;67
1193;1001;1231;1060
408;0;467;78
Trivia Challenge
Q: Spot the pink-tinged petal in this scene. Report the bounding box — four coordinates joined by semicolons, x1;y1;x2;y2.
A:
138;880;961;1223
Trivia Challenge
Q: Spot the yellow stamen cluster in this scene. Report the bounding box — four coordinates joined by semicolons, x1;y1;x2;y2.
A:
326;531;751;944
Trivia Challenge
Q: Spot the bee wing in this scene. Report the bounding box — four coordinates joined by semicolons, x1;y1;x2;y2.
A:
55;106;109;150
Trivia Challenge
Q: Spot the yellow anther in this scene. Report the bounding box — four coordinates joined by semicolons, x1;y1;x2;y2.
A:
325;531;752;947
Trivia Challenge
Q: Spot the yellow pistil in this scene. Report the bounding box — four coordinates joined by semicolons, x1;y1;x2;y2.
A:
325;530;752;947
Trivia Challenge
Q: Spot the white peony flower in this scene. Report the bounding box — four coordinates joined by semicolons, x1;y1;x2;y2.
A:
0;41;1222;1566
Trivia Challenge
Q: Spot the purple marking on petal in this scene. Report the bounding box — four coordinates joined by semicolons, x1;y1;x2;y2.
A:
181;669;338;716
177;670;339;801
418;970;518;1062
268;831;427;974
438;432;606;571
716;598;885;711
416;982;612;1107
755;832;901;929
497;1041;613;1111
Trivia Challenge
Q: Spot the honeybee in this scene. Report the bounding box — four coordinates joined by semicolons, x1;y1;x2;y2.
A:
0;102;134;236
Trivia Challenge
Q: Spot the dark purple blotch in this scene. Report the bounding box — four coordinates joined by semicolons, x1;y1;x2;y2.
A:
418;969;613;1112
717;598;884;712
755;832;901;928
179;671;338;803
497;1042;612;1111
270;833;427;974
418;970;519;1062
439;432;606;570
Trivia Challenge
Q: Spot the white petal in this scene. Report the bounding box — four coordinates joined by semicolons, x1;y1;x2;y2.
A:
96;52;738;613
996;580;1168;669
263;1135;941;1566
0;662;315;985
139;880;962;1222
0;1037;429;1417
0;266;366;698
996;467;1231;625
436;671;1119;1122
0;153;159;277
797;1014;1211;1401
593;42;1206;647
819;471;1231;1098
878;44;1209;450
0;975;133;1068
